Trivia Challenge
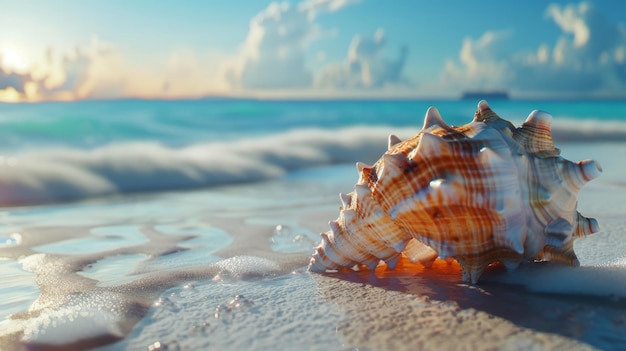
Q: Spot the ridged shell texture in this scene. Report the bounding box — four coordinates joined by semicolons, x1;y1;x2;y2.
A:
309;100;602;283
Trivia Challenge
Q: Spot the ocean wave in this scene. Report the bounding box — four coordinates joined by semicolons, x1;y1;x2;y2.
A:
552;118;626;142
0;126;407;206
0;121;624;207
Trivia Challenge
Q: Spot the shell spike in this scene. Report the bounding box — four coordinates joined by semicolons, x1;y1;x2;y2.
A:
328;220;341;236
513;109;560;156
308;257;322;272
458;259;489;285
478;99;490;112
575;211;599;238
356;161;370;173
354;183;371;199
365;260;380;270
422;106;448;130
524;110;553;132
356;161;374;184
308;256;328;273
384;254;401;270
562;159;602;190
339;192;351;208
474;100;499;121
388;134;402;150
577;159;602;182
309;232;343;272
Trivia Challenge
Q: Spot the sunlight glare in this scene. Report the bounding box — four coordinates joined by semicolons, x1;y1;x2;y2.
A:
1;47;29;72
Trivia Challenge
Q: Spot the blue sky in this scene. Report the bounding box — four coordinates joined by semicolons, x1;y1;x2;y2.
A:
0;0;625;101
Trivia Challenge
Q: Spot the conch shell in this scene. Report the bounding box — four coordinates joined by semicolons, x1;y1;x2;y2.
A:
309;100;601;284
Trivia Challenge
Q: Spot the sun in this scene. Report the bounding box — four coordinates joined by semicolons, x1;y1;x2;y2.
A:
1;47;29;72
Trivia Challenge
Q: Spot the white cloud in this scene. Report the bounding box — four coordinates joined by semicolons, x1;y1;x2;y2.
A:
315;28;409;89
41;37;125;99
441;30;513;92
223;0;358;90
0;38;229;101
0;37;127;101
299;0;361;18
442;1;626;97
547;2;591;48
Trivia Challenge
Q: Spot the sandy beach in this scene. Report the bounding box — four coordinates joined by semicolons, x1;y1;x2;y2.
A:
0;141;624;350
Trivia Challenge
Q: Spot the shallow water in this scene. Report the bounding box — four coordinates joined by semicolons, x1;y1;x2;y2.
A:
0;162;346;350
1;144;626;350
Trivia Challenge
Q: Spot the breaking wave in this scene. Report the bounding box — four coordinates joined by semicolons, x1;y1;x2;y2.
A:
0;120;624;207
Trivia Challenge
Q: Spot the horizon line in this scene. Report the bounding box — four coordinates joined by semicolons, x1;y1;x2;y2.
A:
2;93;626;104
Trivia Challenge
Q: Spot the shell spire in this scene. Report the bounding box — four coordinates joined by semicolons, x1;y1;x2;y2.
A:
309;101;601;284
474;100;516;134
474;100;498;121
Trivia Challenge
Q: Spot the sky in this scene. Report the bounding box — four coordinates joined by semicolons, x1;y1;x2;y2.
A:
0;0;625;101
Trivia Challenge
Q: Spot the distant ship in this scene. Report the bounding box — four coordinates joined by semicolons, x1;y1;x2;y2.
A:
461;91;509;100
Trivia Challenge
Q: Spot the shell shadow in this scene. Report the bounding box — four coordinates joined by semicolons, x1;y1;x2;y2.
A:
312;258;626;351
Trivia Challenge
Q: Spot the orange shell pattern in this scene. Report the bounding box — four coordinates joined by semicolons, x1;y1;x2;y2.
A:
308;100;602;283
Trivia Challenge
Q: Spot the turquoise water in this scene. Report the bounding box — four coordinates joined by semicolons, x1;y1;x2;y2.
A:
1;99;625;151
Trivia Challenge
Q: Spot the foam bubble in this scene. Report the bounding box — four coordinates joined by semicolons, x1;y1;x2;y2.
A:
213;256;282;280
21;304;124;346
